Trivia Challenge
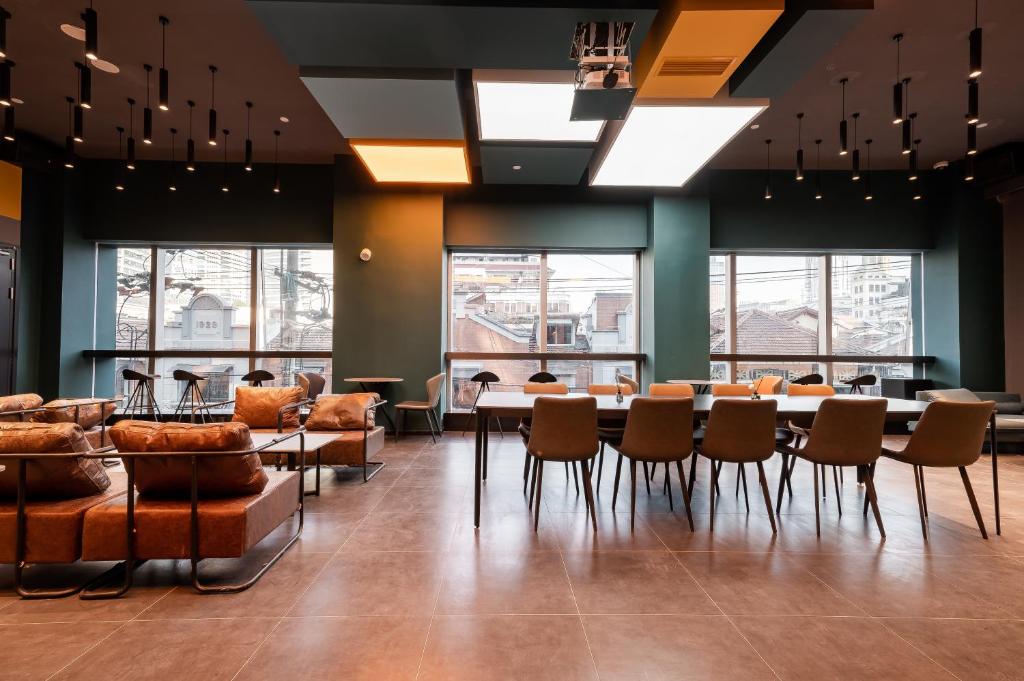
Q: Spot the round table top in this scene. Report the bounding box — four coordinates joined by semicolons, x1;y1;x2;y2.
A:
667;379;727;385
344;377;405;384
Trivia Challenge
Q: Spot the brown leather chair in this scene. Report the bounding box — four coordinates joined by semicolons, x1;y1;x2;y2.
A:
588;383;633;396
787;384;836;397
882;400;995;539
396;372;446;443
696;399;779;533
778;398;888;537
752;375;783;395
609;397;696;532
303;393;388;487
650;383;695;397
525;397;599;531
587;384;633;492
519;383;580;494
712;383;753;397
296;372;327;400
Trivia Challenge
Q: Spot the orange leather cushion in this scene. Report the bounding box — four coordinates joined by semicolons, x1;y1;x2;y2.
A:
306;393;380;430
231;386;305;429
109;421;268;498
0;422;111;500
31;398;117;430
524;383;569;395
0;393;43;421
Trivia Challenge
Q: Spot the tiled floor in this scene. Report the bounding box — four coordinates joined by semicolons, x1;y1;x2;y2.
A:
3;434;1024;680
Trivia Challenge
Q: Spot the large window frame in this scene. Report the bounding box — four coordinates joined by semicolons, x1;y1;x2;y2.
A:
444;249;645;409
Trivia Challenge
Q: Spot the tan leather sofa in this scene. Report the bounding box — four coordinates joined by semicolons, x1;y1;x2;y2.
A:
302;393;387;484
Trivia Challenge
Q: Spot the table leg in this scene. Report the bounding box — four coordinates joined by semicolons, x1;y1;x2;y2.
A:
482;415;489;481
991;413;1000;536
474;407;484;528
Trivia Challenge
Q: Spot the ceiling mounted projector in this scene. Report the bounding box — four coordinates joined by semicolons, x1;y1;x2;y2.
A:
570;21;637;122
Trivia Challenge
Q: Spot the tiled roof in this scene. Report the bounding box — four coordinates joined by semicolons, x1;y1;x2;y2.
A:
710;308;867;354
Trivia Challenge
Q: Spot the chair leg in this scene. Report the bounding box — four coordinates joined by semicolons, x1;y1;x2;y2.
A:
629;459;637;533
675;460;695;532
864;467;886;539
581;460;598;532
959;466;988;539
919;467;928;517
862;463;875;517
786;456;797;497
523;450;531;493
534;460;544;532
709;458;719;532
813;460;821;537
596;443;605;490
738;463;749;513
776;453;789;515
912;465;929;541
832;466;842;516
821;464;827;498
688;452;697;498
756;461;777;534
713;461;723;496
643;461;651;496
664;463;674;512
612;453;624;511
572;462;580;495
528;457;539;509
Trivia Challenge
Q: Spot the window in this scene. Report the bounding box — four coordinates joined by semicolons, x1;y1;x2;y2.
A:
111;247;333;408
710;252;922;393
447;250;640;409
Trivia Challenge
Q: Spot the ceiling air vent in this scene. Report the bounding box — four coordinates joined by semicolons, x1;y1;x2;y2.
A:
657;57;735;77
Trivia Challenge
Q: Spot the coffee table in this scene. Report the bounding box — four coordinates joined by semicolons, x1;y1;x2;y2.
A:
249;431;345;497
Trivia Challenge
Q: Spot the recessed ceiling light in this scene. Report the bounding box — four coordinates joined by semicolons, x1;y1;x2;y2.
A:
279;116;289;123
475;81;604;142
750;123;759;130
592;104;765;187
60;23;85;41
350;140;471;184
93;59;119;74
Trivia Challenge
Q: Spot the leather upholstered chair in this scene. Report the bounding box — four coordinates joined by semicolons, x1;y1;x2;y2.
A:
712;383;754;397
519;383;575;493
395;373;446;443
296;372;327;400
752;375;783;395
303;393;388;486
787;384;836;396
649;383;695;397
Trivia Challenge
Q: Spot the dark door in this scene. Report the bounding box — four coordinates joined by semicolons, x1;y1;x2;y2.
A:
0;246;16;394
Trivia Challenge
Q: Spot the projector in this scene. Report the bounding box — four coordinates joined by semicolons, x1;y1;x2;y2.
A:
570;22;637;121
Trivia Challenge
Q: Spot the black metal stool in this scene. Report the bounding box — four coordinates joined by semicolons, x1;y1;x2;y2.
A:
242;369;275;387
172;370;212;422
462;371;503;437
791;373;824;385
122;369;162;419
844;374;877;394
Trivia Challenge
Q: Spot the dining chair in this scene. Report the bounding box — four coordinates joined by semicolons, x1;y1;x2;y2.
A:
780;383;839;503
752;375;783;395
791;373;824;385
712;383;754;397
696;398;780;533
395;372;446;443
609;397;695;532
649;383;695;397
588;383;634;396
525;397;600;531
519;383;578;494
777;398;888;537
881;400;995;539
787;384;836;396
296;372;327;400
587;383;634;490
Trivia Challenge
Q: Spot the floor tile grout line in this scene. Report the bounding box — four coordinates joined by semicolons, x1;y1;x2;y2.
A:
557;532;602;679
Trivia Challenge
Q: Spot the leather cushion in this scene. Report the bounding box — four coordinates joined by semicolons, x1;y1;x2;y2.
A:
109;421;268;498
81;471;299;560
0;393;43;421
306;393;379;430
232;386;305;429
31;398;116;430
0;422;112;500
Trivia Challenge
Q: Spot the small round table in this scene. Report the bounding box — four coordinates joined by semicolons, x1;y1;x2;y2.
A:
667;379;727;395
344;377;404;435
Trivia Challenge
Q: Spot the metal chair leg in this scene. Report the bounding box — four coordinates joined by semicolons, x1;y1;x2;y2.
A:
832;466;842;516
664;463;674;511
864;468;885;538
776;453;789;515
581;460;598;532
629;458;637;533
756;461;777;534
596;443;605;490
528;456;539;509
813;460;821;537
709;457;719;532
912;465;928;540
675;459;695;532
919;467;928;517
612;453;623;511
959;465;988;539
738;463;749;512
643;461;651;495
534;459;544;532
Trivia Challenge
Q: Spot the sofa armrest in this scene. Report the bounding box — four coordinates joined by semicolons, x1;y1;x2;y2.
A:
974;392;1023;414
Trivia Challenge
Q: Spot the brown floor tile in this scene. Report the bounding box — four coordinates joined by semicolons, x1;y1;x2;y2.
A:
583;614;776;680
304;482;391;514
374;484;469;513
395;466;474;487
436;551;577;615
1;621;122;681
883;617;1024;681
344;511;459;551
450;511;562;554
562;551;719;615
50;617;278;681
290;550;445;616
0;579;173;624
267;511;367;553
234;615;430;681
732;615;956;680
555;512;668;551
417;615;599;681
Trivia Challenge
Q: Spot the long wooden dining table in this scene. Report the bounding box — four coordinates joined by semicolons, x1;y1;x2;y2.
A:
471;392;1001;534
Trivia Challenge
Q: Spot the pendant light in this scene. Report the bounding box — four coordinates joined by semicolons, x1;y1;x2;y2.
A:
900;81;912;154
115;126;126;190
864;139;874;200
76;61;91;109
912;139;923;200
964;154;975;182
969;0;982;78
795;112;804;181
168;127;177;191
244;101;253;172
763;138;772;200
126;97;136;170
814;139;823;200
891;33;904;124
83;2;98;62
907;113;918;180
837;77;848;156
142;64;153;144
73;100;84;143
967;78;979;125
64;97;76;169
0;59;12;107
208;65;218;146
272;129;281;193
851;112;861;181
0;7;10;60
158;16;169;111
185;99;196;171
967;118;977;156
3;105;14;142
220;128;229;192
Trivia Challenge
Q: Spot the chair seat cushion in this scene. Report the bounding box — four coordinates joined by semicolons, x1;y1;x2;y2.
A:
306;393;380;430
0;422;111;500
0;473;128;563
81;471;299;561
259;427;386;467
232;386;306;429
31;399;116;430
0;393;43;421
109;421;267;498
396;401;431;410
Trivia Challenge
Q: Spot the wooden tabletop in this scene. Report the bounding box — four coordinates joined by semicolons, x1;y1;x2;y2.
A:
249;432;344;452
344;377;404;384
667;379;727;385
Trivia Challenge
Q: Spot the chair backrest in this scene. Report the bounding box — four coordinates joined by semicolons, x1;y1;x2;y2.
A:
649;383;694;397
588;383;634;396
791;373;824;385
712;383;753;397
701;399;778;463
527;396;598;460
619;397;694;461
524;382;569;395
425;372;446;407
900;400;995;467
296;372;327;400
787;384;836;396
802;398;888;465
617;374;640;393
527;371;557;383
470;371;500;384
752;375;783;394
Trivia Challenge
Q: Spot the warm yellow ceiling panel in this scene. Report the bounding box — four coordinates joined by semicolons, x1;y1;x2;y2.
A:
350;140;471;184
633;0;784;99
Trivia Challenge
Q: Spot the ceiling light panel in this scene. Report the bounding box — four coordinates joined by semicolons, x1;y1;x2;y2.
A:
350;141;470;184
476;82;604;142
592;104;764;187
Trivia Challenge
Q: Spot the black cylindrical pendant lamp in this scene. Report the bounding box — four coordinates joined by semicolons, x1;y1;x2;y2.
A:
851;112;860;181
0;7;10;60
168;127;177;191
795;112;804;181
64;97;75;169
814;139;823;200
186;99;196;171
901;120;911;155
73;103;84;143
143;64;153;144
273;129;281;194
77;61;91;109
208;65;218;146
0;60;12;107
221;128;229;192
764;138;772;200
3;105;13;142
964;154;976;182
83;5;98;61
126;97;136;170
967;79;979;125
908;143;919;182
244;101;253;171
838;78;848;156
115;126;125;190
969;27;982;78
967;122;977;156
864;139;874;200
158;16;169;111
891;34;904;124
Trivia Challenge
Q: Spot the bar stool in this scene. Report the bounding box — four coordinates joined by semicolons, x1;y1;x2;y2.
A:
462;371;503;437
527;371;557;383
791;373;824;385
241;369;274;387
171;370;212;423
844;374;877;394
121;368;162;419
